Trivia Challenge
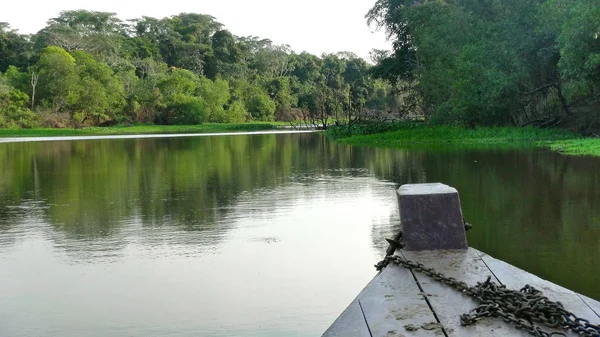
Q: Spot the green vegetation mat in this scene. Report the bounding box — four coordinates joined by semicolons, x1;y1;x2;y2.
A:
329;124;600;157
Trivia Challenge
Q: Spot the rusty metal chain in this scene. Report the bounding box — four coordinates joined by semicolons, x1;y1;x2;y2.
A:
375;230;600;337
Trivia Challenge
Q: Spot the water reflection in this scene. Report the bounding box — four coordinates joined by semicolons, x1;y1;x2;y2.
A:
0;134;409;254
369;147;600;299
0;134;599;337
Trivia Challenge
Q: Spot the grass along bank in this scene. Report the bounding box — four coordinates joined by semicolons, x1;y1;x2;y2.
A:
547;138;600;156
328;124;600;156
0;123;286;138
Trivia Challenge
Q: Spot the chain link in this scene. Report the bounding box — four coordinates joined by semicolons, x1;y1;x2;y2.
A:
375;254;600;337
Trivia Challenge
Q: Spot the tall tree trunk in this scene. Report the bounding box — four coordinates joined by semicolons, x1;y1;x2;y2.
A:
30;72;39;110
554;84;571;116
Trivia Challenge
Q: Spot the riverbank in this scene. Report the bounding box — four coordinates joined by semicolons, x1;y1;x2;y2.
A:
329;124;600;156
0;123;284;138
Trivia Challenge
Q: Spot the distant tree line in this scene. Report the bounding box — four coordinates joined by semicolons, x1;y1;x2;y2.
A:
367;0;600;133
0;11;399;128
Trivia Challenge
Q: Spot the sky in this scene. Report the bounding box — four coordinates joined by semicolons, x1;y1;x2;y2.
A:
0;0;391;61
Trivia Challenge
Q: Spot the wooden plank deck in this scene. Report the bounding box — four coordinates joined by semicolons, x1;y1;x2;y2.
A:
322;261;441;337
580;295;600;319
323;248;600;337
478;250;600;324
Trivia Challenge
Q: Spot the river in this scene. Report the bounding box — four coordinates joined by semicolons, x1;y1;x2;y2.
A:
0;132;598;336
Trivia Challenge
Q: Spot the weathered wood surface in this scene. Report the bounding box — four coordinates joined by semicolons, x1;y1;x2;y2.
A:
324;248;599;337
478;250;600;325
323;263;441;337
321;299;370;337
580;295;600;319
359;263;441;337
401;249;531;337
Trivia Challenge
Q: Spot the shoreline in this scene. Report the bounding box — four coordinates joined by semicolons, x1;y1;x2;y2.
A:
0;123;290;138
3;123;598;157
0;129;314;143
328;125;600;157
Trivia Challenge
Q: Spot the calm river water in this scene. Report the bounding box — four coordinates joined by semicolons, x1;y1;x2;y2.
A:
0;132;599;337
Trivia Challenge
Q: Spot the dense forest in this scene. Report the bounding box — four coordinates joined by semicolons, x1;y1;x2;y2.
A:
367;0;600;133
0;11;396;128
2;1;600;132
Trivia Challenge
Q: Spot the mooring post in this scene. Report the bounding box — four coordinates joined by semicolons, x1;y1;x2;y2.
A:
397;183;468;251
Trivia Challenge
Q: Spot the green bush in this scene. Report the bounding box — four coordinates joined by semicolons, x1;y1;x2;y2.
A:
158;94;208;125
247;92;276;121
222;100;248;123
0;89;39;128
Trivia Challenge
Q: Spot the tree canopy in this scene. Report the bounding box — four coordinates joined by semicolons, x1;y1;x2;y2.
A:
366;0;600;131
0;10;398;128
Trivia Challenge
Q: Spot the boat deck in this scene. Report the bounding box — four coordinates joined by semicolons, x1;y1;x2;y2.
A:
323;248;600;337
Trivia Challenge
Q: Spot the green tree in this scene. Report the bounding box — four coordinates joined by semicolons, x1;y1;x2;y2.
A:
161;93;208;125
245;85;276;121
0;77;37;128
197;76;231;122
157;67;198;97
366;0;570;126
266;76;296;119
246;41;292;79
130;16;180;64
35;10;125;59
70;50;126;124
128;58;169;122
540;0;600;102
1;10;390;128
0;23;32;72
343;56;372;120
154;68;202;124
3;65;29;93
135;13;223;73
225;100;248;123
35;46;78;112
204;29;246;79
321;54;348;125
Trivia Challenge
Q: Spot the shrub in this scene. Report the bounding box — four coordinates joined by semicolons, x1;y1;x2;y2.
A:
0;89;39;128
247;91;276;121
157;94;208;125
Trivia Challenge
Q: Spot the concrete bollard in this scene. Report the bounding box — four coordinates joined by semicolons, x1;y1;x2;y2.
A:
397;183;468;251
